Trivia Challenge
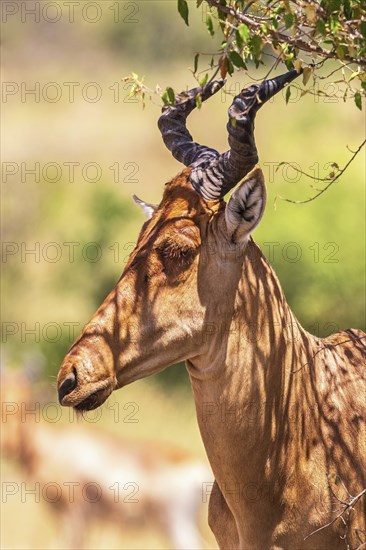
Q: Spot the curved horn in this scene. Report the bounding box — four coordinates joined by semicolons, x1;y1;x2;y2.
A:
190;69;302;200
158;80;225;167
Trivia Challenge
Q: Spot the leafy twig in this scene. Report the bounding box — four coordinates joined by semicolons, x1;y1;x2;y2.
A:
205;0;366;69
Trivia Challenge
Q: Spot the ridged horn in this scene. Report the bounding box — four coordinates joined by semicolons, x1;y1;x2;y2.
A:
190;69;301;200
158;80;225;167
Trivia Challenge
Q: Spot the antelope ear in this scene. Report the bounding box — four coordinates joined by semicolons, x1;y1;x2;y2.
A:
132;194;158;219
225;167;266;243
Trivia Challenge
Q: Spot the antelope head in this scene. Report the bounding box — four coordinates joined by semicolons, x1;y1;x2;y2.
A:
57;70;300;411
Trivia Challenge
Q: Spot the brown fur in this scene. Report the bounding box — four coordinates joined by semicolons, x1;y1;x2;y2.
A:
58;168;366;549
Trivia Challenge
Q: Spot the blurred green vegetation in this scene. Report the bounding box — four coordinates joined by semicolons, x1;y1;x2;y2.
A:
2;0;365;387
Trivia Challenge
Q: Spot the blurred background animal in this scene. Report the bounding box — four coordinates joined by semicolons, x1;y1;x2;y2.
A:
1;367;212;549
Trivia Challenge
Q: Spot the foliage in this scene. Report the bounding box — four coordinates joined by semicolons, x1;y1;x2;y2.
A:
177;0;366;109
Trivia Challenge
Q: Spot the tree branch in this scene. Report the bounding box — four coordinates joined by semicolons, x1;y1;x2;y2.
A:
275;139;366;205
205;0;366;69
304;485;366;543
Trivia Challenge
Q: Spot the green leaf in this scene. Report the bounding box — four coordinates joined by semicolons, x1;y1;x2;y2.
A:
218;1;227;21
162;88;175;106
361;21;366;39
271;16;279;30
349;71;359;81
354;91;362;110
362;82;366;93
357;46;366;60
343;0;351;19
336;45;348;60
329;15;339;33
166;87;175;104
236;32;243;50
285;86;291;104
316;19;326;36
285;58;294;70
195;93;202;110
238;23;250;43
177;0;189;26
199;73;209;87
227;57;234;76
206;15;214;36
229;51;247;69
161;91;169;106
250;35;262;66
284;13;294;29
193;53;199;74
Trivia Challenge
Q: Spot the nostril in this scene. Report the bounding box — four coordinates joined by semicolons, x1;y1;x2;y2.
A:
58;367;77;403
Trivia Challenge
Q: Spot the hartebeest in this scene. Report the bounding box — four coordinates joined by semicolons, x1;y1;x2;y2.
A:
57;70;366;549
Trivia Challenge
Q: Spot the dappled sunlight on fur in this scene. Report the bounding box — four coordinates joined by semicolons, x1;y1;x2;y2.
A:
57;166;366;549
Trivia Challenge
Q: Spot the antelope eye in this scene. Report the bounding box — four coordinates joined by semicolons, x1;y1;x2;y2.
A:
155;226;200;279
